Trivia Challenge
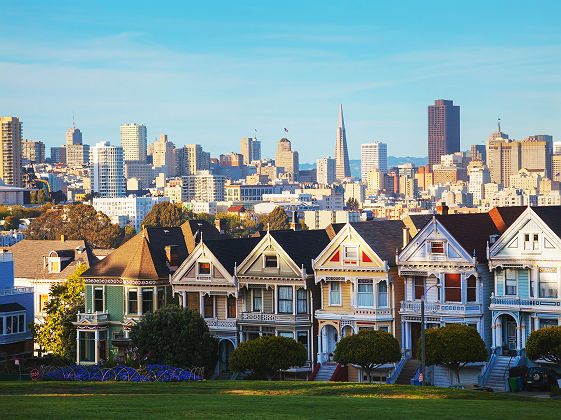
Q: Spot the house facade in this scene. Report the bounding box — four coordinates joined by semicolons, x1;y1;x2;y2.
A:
312;220;405;382
488;206;561;355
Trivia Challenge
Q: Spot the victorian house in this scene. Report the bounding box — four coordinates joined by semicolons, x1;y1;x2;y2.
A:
312;220;405;382
488;206;561;355
397;207;524;386
75;220;221;364
171;236;260;376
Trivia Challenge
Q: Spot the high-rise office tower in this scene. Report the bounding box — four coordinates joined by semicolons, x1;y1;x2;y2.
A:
89;141;125;197
65;121;88;166
50;147;66;164
152;134;175;176
66;125;82;146
120;123;147;162
316;157;336;185
240;136;261;165
361;141;387;180
21;139;45;163
173;144;210;176
275;137;299;181
335;104;351;180
553;141;561;155
0;116;22;186
428;99;460;168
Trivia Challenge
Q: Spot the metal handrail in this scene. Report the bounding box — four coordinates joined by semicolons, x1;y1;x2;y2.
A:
386;356;409;384
478;348;498;386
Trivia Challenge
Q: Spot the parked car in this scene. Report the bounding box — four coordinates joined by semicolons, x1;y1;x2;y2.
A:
524;367;559;391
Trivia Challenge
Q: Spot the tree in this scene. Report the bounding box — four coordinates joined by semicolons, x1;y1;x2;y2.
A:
130;305;218;376
334;329;401;382
526;326;561;366
257;206;290;231
346;198;359;211
124;226;137;236
141;202;189;228
417;324;487;385
34;264;88;362
229;335;307;380
37;188;48;204
3;215;21;230
26;211;64;240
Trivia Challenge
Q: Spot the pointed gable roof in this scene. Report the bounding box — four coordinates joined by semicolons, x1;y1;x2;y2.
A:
267;230;332;271
121;235;159;280
203;237;261;275
531;206;561;238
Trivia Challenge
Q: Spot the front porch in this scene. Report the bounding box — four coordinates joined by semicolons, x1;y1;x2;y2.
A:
74;312;110;365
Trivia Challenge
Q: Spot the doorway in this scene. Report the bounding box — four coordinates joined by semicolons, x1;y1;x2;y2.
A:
218;340;234;372
410;323;421;358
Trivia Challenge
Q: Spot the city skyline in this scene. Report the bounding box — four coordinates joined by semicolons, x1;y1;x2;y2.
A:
0;1;560;162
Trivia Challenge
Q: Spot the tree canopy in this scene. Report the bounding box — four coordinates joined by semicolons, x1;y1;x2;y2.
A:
130;305;218;376
26;204;121;248
346;198;360;211
526;326;561;366
334;329;401;382
34;264;88;362
418;324;487;384
141;202;190;228
257;206;290;231
229;335;307;380
3;215;21;230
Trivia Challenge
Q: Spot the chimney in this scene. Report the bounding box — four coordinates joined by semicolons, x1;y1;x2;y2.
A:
290;210;301;231
215;219;227;234
402;227;410;249
436;203;449;215
165;245;179;269
60;234;65;242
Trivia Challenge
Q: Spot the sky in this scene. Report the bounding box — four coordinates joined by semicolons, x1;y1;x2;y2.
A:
1;1;560;163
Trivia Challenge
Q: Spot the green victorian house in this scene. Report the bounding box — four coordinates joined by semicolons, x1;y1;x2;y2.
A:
74;220;222;364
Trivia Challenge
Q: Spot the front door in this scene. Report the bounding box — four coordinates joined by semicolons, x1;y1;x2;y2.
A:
506;321;517;351
219;340;234;372
410;323;421;358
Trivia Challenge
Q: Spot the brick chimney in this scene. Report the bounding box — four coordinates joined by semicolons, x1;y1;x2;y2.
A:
165;245;179;269
436;203;449;215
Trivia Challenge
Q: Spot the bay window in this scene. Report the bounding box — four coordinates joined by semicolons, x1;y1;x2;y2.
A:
278;286;293;314
204;295;214;318
142;289;154;314
505;269;517;296
414;277;425;300
445;274;461;302
357;279;374;307
329;282;341;305
377;281;388;307
128;289;138;314
539;272;558;298
252;289;262;311
467;275;477;302
227;295;236;318
297;288;307;314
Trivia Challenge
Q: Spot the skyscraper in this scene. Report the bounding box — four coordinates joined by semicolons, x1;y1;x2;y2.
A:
361;141;387;180
152;134;175;176
428;99;460;168
89;141;125;197
173;144;210;176
335;104;351;180
21;139;45;163
275;137;299;181
0;116;22;186
66;125;82;146
316;157;336;185
240;136;261;165
120;123;147;162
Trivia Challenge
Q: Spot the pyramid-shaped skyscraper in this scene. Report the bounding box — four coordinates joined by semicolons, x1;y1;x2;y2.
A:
334;104;351;180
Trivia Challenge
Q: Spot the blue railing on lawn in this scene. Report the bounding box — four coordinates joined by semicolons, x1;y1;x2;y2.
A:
386;356;409;384
410;366;421;386
478;349;498;386
40;364;203;382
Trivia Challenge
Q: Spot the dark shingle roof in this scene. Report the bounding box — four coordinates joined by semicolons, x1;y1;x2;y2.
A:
265;230;332;271
0;302;26;313
203;237;261;275
532;206;561;238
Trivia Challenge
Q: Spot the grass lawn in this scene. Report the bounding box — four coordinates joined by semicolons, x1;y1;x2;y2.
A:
0;380;559;419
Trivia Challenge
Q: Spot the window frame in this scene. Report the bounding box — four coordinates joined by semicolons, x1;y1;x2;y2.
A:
414;277;425;300
466;275;477;303
157;287;165;309
343;245;359;264
429;241;445;255
203;295;214;318
539;271;558;298
198;261;211;277
264;254;279;268
329;281;342;306
296;288;307;314
128;288;138;314
505;269;517;296
444;273;462;303
357;279;374;308
142;288;154;314
252;288;263;312
377;280;388;307
94;287;104;312
278;286;293;314
227;295;236;318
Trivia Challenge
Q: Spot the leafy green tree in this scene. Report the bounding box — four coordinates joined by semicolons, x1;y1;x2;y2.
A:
61;204;121;248
526;326;561;366
229;335;307;380
142;202;189;228
346;198;359;211
37;188;48;204
3;215;20;230
26;211;64;240
334;329;401;382
130;305;218;376
34;264;88;362
417;324;487;385
257;206;290;230
124;226;137;236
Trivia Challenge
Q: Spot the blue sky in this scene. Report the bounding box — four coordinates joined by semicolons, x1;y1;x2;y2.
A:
1;1;560;162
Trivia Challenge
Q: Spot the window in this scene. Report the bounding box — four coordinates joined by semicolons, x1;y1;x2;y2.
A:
297;288;307;314
377;281;388;307
445;274;461;302
505;269;517;296
329;282;341;305
128;289;138;314
297;331;308;352
430;241;445;254
142;289;153;314
467;275;477;302
50;261;60;273
279;331;293;338
204;295;214;318
79;331;95;362
198;262;211;275
524;234;539;251
157;287;165;309
4;314;24;334
467;323;478;331
539;318;557;329
539;272;558;298
94;288;104;312
414;277;425;300
378;326;389;332
357;279;374;307
187;292;199;312
278;286;293;314
252;289;262;311
264;254;278;268
227;295;236;318
39;294;49;312
343;246;358;263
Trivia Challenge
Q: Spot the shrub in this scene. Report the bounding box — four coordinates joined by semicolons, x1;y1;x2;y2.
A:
526;326;561;366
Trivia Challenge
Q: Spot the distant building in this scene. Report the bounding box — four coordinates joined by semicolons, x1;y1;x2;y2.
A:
316;157;336;185
89;141;125;197
428;99;460;168
468;164;491;202
174;144;210;176
50;146;66;164
468;144;486;163
219;152;244;167
93;196;169;232
124;161;154;189
120;123;147;162
240;136;261;165
66;125;82;146
275;137;299;182
152;134;175;177
0;116;22;187
361;141;387;179
303;210;360;230
66;144;90;167
21;139;45;163
335;104;351;180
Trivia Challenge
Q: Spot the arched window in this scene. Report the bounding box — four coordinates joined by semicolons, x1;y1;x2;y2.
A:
378;281;388;307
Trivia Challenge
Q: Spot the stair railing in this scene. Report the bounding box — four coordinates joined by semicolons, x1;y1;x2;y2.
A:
386;356;410;384
478;348;498;386
308;362;321;381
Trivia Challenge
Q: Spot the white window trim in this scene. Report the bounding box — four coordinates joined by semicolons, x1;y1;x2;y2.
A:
428;241;446;255
357;279;375;309
93;287;104;312
377;280;389;308
1;311;26;335
263;253;279;269
504;269;517;296
343;245;359;264
196;261;212;280
328;281;342;306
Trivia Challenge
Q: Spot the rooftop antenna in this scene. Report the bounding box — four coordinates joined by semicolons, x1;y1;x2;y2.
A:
254;128;257;140
497;117;501;132
72;111;75;129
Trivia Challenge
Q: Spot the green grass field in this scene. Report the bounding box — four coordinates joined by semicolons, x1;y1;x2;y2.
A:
0;380;558;419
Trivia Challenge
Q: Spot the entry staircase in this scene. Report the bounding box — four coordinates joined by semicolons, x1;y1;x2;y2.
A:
313;362;338;381
484;356;513;392
395;359;419;385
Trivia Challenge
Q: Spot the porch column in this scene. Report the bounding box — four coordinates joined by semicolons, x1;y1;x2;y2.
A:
496;320;502;349
516;325;521;352
491;324;496;349
94;329;100;363
76;329;80;364
401;321;405;352
521;320;527;349
182;291;187;308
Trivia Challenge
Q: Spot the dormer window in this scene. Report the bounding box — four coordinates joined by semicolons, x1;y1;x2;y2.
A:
49;260;60;273
343;246;358;264
524;234;539;251
430;241;445;254
264;254;278;268
198;262;211;276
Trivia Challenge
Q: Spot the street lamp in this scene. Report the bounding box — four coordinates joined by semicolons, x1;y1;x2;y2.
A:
421;281;441;386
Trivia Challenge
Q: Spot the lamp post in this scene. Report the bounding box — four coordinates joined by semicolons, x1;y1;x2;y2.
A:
421;282;441;386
